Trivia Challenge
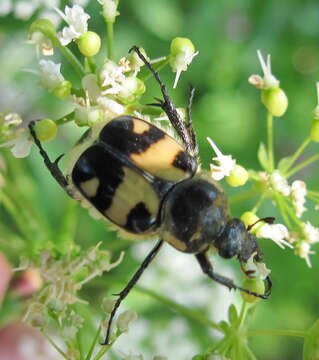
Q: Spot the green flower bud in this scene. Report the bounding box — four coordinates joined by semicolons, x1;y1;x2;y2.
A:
30;314;47;328
310;119;319;142
74;107;103;127
77;31;101;57
52;80;72;99
101;298;117;313
303;319;319;360
34;119;57;142
170;37;195;56
261;88;288;117
241;278;265;303
29;19;57;43
226;165;249;187
241;212;259;229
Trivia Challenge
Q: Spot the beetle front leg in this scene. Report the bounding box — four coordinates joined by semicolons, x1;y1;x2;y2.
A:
196;252;269;300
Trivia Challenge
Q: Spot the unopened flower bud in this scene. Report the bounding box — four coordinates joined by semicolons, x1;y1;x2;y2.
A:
34;119;58;142
30;314;47;328
261;88;288;117
310;119;319;142
77;31;101;57
116;310;138;333
169;37;198;88
29;19;57;43
52;80;72;99
47;299;65;312
241;212;259;229
74;106;103;127
241;278;265;303
303;319;319;360
101;297;116;313
226;164;249;187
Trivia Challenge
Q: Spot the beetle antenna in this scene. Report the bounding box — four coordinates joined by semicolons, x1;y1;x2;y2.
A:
247;217;275;232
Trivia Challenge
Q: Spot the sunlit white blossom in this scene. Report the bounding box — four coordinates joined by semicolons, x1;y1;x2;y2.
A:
14;0;38;19
248;50;279;89
0;0;12;16
270;171;290;196
98;0;119;23
97;96;124;116
207;137;236;181
82;74;101;102
302;222;319;244
242;253;271;280
291;180;307;218
256;223;293;249
99;60;126;95
171;48;199;89
297;241;315;268
38;59;64;90
56;5;90;46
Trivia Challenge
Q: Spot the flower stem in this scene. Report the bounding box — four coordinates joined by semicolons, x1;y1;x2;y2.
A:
251;194;265;214
55;111;75;126
57;43;85;76
247;329;306;338
106;21;114;60
267;112;275;172
41;331;69;359
286;153;319;178
282;137;311;174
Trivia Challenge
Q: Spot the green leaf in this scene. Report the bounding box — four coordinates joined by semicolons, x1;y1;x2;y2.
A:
257;142;270;171
277;156;292;174
303;319;319;360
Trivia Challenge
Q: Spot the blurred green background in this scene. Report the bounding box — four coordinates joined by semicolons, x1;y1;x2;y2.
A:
0;0;319;359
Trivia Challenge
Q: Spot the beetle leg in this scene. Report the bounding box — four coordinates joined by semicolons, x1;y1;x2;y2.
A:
185;85;198;157
28;121;72;196
129;46;196;156
195;252;269;300
102;239;164;345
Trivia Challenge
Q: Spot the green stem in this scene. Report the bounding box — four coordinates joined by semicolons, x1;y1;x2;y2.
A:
286;153;319;178
274;193;292;229
251;194;265;214
55;111;75;126
237;301;248;328
267;112;275;172
57;43;85;76
106;21;114;60
86;324;103;360
282;137;311;174
41;331;69;359
141;58;170;82
247;329;306;338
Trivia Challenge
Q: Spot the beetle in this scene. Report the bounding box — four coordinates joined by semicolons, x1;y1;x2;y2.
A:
29;46;272;345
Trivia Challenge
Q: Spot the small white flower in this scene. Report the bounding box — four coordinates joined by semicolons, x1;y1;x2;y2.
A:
27;31;54;56
256;223;293;249
82;74;101;102
171;49;199;89
302;222;319;244
0;0;12;16
207;137;236;181
97;0;119;23
297;241;315;268
99;60;126;95
242;253;271;280
56;5;90;46
0;114;33;158
116;310;138;333
14;0;38;20
291;180;307;218
38;59;64;90
270;171;290;196
97;97;124;115
248;50;279;90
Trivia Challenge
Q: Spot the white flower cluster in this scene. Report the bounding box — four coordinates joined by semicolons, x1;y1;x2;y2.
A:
207;137;236;181
0;0;88;24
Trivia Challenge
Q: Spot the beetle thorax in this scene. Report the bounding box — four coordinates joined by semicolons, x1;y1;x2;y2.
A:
160;173;228;253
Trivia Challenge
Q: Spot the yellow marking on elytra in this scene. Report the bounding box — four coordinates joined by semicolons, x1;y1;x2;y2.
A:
130;137;187;181
80;177;100;197
105;167;159;228
162;230;187;252
132;118;151;134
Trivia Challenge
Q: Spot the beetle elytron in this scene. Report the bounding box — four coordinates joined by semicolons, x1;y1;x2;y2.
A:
29;46;272;345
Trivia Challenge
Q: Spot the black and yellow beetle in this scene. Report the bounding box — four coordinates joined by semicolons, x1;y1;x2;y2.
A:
29;46;272;345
